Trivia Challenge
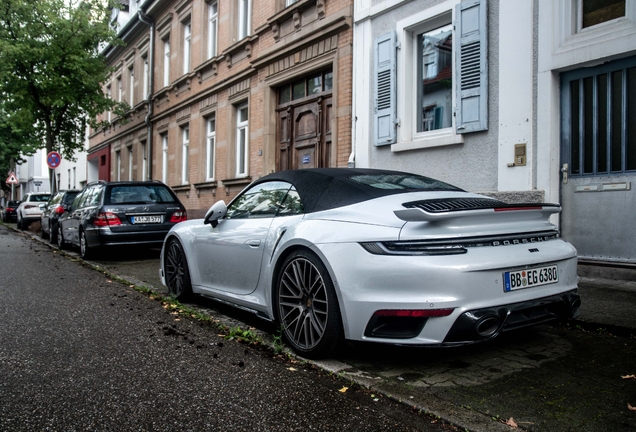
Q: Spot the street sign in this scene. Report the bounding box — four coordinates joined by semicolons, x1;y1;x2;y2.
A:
47;151;62;169
34;181;42;186
5;172;18;185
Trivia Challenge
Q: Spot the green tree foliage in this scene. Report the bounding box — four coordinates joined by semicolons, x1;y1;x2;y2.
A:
0;0;126;172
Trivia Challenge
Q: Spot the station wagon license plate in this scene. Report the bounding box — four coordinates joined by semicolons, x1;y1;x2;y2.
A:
503;265;558;292
131;215;162;224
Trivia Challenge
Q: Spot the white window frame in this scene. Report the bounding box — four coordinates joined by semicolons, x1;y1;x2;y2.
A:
162;134;169;184
542;0;636;71
206;116;216;180
394;0;464;152
181;126;189;184
106;86;111;122
116;151;122;181
163;38;171;87
183;20;191;74
141;142;147;181
143;56;149;99
208;1;218;59
238;0;252;40
235;103;249;177
117;76;122;102
128;146;133;181
128;66;134;106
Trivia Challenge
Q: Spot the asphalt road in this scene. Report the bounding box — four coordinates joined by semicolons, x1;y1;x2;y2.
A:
0;225;454;431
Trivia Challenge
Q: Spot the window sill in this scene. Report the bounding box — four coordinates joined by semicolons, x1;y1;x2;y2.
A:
222;177;252;196
171;184;191;192
391;129;464;152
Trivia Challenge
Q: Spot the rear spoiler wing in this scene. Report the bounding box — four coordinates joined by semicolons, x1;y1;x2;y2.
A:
394;203;561;222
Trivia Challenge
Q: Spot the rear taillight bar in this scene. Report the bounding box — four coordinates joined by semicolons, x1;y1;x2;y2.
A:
170;211;187;223
94;212;122;227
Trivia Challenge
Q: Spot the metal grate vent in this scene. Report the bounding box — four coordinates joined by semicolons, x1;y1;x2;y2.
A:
403;198;507;213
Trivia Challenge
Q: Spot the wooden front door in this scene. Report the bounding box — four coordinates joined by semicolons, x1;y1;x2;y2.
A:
276;71;333;171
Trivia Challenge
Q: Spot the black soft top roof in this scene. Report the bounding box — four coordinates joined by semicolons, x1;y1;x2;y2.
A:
250;168;463;213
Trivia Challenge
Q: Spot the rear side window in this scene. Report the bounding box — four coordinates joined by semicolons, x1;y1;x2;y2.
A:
50;193;62;206
106;185;177;205
29;194;51;202
62;192;79;205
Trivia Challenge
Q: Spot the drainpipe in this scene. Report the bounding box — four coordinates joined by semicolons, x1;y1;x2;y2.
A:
138;3;155;180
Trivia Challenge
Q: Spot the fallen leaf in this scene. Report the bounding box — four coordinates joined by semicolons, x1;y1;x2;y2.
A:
339;387;348;393
628;403;636;411
107;280;112;283
288;367;297;371
621;374;636;380
506;417;518;428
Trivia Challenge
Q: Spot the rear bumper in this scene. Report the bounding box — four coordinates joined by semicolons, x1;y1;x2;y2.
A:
88;226;170;248
441;290;580;345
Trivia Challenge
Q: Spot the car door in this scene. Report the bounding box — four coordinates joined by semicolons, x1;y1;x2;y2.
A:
193;181;293;295
65;187;94;245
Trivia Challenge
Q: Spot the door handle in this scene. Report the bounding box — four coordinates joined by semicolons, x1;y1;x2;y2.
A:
561;163;568;184
246;239;261;247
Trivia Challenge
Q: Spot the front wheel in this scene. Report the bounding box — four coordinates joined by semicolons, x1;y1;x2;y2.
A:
276;250;342;359
164;238;192;301
40;220;49;239
49;221;58;244
57;224;67;250
18;215;24;230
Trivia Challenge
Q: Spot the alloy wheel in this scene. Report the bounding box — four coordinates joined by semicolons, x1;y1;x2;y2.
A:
278;257;329;352
165;239;191;300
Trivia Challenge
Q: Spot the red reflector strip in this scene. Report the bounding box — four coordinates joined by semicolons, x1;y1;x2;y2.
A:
374;308;454;318
494;206;542;212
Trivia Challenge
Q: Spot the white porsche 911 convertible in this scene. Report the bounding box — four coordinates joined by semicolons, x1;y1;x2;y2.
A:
160;168;580;359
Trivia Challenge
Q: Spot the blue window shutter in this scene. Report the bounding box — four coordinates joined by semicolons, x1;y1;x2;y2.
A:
455;0;488;133
374;31;397;146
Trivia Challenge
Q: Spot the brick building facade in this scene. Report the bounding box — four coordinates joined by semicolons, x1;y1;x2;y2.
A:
89;0;353;217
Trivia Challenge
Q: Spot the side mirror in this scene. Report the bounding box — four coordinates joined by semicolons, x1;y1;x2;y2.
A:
204;201;227;228
39;203;46;210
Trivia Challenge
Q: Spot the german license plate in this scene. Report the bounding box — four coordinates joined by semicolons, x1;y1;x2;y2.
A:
503;265;558;292
131;215;162;224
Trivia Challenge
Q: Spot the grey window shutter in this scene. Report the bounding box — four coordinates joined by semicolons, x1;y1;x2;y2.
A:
374;31;397;146
455;0;488;133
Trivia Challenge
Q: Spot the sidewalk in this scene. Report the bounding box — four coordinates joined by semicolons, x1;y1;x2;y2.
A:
575;264;636;334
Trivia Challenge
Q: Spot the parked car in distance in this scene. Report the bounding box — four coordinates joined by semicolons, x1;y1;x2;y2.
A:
160;168;580;359
17;192;51;230
2;200;20;222
57;180;187;259
40;189;80;243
